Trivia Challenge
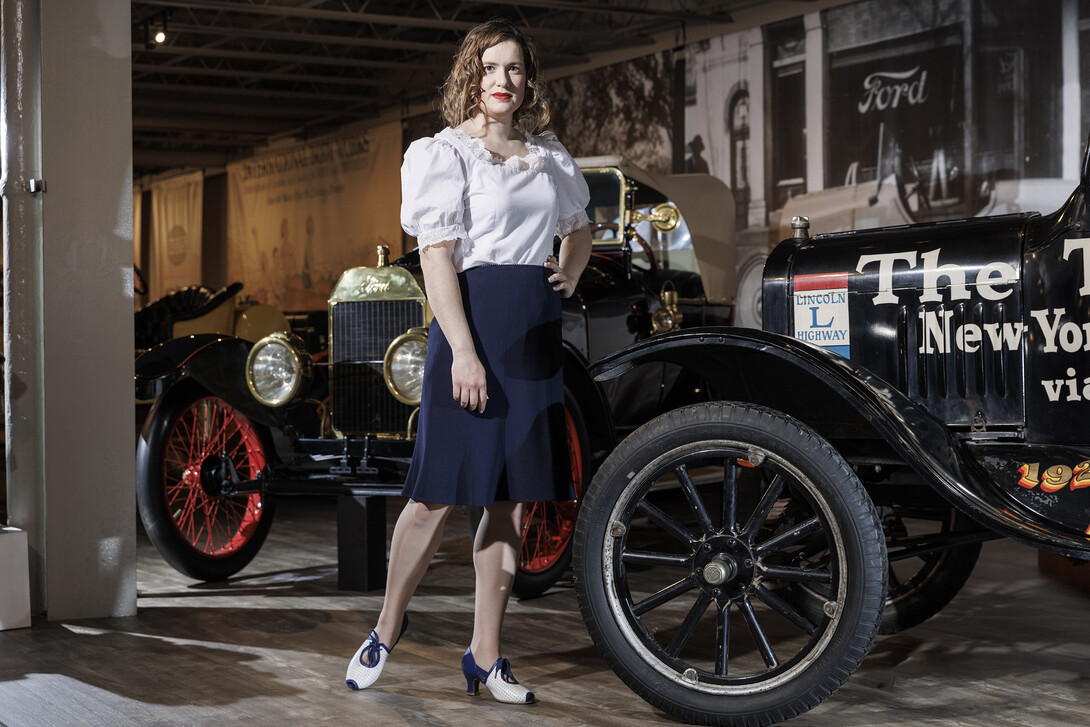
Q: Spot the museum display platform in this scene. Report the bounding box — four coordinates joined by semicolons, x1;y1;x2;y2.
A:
0;497;1087;727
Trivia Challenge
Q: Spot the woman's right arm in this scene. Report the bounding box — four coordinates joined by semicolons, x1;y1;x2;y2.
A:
419;245;488;413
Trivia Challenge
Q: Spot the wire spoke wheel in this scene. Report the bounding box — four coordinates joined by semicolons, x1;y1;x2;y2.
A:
784;503;983;635
162;396;266;557
508;391;590;599
520;407;584;574
878;505;982;632
138;382;275;581
575;403;886;726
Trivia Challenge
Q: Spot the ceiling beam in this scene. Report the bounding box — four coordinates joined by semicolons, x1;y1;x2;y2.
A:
133;134;256;147
133;147;230;169
163;21;462;55
132;97;362;119
486;0;732;24
131;62;436;90
135;44;448;73
133;81;368;104
133;114;292;134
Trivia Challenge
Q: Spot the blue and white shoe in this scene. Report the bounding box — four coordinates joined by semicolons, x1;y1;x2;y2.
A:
461;648;535;704
345;614;408;690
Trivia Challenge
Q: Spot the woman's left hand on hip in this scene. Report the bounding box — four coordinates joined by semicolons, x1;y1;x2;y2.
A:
545;255;575;298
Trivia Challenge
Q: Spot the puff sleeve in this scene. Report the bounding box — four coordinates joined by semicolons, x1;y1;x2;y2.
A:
542;135;591;237
400;137;468;251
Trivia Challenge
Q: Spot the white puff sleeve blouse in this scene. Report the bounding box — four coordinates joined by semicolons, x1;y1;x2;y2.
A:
399;136;469;251
400;128;590;272
539;134;594;237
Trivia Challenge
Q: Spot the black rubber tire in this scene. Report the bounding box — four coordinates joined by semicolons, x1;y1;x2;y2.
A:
878;507;981;634
465;389;589;599
573;402;886;727
136;380;275;581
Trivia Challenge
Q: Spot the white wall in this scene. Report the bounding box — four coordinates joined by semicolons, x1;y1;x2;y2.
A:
4;0;136;619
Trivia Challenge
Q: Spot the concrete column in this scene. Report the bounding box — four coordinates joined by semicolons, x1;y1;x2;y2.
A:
744;28;767;229
1062;0;1081;180
804;12;825;193
2;0;47;614
2;0;136;619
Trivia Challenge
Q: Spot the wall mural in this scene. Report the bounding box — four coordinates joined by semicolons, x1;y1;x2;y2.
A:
549;50;674;176
226;122;402;311
685;0;1069;238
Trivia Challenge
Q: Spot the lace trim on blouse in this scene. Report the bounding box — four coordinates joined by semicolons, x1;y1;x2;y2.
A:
417;224;465;252
443;127;546;172
557;209;591;238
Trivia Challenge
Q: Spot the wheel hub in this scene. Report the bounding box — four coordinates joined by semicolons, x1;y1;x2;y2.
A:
701;557;736;585
199;455;233;498
694;535;755;600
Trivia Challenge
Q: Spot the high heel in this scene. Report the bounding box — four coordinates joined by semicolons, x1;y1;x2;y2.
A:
345;613;409;690
460;647;535;704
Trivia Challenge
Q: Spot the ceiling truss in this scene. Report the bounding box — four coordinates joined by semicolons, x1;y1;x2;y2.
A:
130;0;773;176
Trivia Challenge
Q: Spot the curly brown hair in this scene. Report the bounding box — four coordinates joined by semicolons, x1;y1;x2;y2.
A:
439;19;551;135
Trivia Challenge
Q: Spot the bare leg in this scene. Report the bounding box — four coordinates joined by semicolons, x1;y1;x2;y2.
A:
469;500;524;665
372;499;454;646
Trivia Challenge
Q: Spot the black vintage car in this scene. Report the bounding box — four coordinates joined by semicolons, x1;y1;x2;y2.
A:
574;142;1090;725
133;157;735;596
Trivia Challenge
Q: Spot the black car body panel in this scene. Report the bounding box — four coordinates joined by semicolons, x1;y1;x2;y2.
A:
591;328;1090;559
592;145;1090;562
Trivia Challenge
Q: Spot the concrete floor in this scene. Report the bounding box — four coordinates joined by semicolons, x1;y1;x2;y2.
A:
1;497;1088;727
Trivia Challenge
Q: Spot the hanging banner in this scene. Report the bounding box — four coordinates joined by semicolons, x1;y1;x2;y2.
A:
226;121;402;311
150;171;203;300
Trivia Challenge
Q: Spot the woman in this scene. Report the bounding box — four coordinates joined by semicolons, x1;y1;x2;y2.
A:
344;18;592;705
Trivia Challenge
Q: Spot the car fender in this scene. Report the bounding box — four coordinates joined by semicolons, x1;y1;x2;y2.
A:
135;333;282;428
591;326;1090;559
562;342;616;474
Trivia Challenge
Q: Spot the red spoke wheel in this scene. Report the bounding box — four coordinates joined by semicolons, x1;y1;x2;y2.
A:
138;381;275;581
511;392;589;599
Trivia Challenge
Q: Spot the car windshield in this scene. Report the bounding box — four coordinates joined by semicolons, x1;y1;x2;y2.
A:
582;169;697;275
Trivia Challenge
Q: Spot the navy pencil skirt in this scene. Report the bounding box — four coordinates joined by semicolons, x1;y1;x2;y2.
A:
402;264;573;506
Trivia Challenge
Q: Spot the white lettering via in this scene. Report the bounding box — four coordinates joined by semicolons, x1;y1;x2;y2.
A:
1041;369;1090;402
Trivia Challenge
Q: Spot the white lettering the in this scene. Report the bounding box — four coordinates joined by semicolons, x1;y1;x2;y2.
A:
858;248;1019;306
920;249;971;303
857;251;917;305
1062;239;1090;296
976;261;1016;300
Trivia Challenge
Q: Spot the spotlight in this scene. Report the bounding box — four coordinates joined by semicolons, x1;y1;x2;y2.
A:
144;10;169;49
